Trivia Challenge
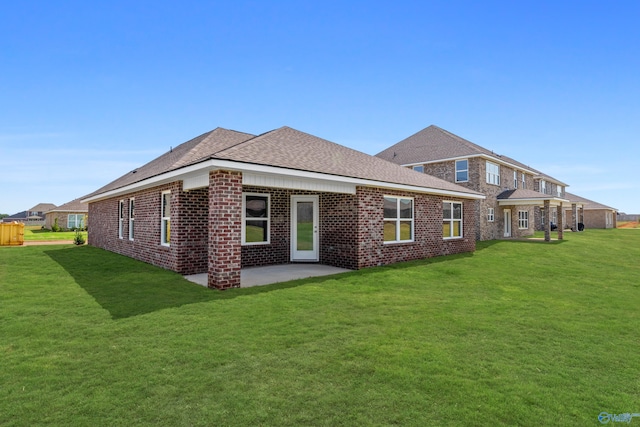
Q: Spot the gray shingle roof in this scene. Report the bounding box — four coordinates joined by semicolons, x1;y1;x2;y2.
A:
86;126;483;200
47;198;88;213
497;189;563;201
29;203;57;212
564;192;617;211
84;128;255;198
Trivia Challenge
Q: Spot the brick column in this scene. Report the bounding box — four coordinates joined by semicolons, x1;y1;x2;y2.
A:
571;203;578;231
557;203;564;240
208;170;243;289
544;200;551;242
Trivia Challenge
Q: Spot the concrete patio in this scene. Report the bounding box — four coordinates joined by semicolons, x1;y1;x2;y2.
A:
184;263;351;288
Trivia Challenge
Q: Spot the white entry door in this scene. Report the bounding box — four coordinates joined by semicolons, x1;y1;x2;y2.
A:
291;195;319;261
504;209;512;237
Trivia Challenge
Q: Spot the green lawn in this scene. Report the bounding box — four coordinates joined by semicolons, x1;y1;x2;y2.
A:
23;226;87;241
1;230;639;426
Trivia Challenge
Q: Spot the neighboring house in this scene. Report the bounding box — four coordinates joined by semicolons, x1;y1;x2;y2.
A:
2;203;57;225
376;125;576;241
82;126;484;289
2;211;27;223
27;203;57;219
563;192;617;229
44;199;88;230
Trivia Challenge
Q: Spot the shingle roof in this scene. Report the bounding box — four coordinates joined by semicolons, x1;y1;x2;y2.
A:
29;203;57;212
564;192;617;211
85;128;255;198
47;198;88;213
376;125;568;184
86;126;483;200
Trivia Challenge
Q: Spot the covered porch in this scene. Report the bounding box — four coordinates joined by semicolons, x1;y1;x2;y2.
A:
497;189;581;242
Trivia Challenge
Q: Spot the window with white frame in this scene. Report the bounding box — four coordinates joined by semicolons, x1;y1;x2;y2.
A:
161;191;171;246
456;159;468;182
541;209;546;226
487;207;495;222
557;186;563;197
129;198;135;240
242;193;270;245
486;161;500;185
118;200;124;239
541;180;547;194
412;165;424;173
443;201;463;239
522;173;526;189
384;196;414;243
514;170;518;189
518;211;529;229
67;214;85;230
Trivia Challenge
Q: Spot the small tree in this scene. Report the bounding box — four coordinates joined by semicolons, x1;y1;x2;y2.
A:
51;218;61;232
73;228;86;245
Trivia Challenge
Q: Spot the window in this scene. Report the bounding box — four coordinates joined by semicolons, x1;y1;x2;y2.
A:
456;159;468;182
557;186;563;197
129;198;135;241
514;171;518;189
486;161;500;185
518;211;529;229
384;196;414;243
541;209;546;226
67;214;85;229
443;201;463;239
413;165;424;173
487;207;495;222
540;180;547;195
522;173;526;190
118;200;124;239
161;191;170;246
242;193;270;245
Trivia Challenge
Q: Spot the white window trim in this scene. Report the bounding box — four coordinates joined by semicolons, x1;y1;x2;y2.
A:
518;210;529;229
383;195;414;244
487;207;495;222
455;159;469;183
128;198;135;241
161;191;171;247
514;170;518;189
242;193;271;246
541;180;547;195
118;200;124;239
522;173;526;190
443;201;463;239
486;161;500;186
67;214;84;229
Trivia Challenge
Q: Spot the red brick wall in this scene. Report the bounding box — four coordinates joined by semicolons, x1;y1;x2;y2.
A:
355;187;476;268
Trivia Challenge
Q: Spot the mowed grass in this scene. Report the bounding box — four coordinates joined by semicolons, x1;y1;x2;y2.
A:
23;225;86;241
1;230;639;426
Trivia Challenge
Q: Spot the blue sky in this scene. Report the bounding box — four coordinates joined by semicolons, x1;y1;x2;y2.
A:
2;1;639;215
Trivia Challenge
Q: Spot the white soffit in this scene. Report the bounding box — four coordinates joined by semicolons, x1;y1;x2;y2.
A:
183;173;210;191
243;172;356;194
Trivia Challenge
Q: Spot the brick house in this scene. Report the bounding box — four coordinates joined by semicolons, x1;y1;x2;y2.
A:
44;198;88;230
376;125;579;241
82;126;484;289
563;192;617;229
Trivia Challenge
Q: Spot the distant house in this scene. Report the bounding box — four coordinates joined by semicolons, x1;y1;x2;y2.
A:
83;126;484;289
44;199;88;230
563;193;617;229
2;203;57;224
376;125;574;241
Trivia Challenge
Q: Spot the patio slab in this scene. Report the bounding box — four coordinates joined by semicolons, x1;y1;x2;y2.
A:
184;264;351;288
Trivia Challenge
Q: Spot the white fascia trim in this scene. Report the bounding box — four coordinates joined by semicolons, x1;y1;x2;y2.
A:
498;197;571;207
82;158;486;203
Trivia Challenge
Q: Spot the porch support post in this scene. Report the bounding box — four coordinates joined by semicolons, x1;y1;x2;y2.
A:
544;200;551;242
557;202;564;240
208;170;243;289
571;203;578;231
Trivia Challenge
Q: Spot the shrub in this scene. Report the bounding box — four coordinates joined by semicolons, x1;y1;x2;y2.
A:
51;218;61;232
73;229;86;245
